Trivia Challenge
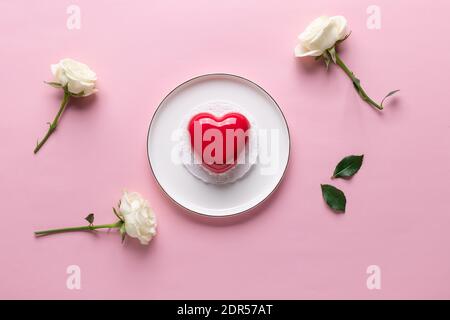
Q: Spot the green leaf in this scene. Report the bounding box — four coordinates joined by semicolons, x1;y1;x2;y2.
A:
332;154;364;179
380;90;400;108
321;184;346;213
84;213;95;225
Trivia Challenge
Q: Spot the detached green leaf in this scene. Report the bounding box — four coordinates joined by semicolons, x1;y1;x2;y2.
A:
380;90;400;108
321;184;346;213
332;154;364;179
85;213;95;225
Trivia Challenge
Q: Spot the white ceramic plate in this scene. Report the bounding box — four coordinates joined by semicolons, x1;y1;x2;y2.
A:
147;74;290;217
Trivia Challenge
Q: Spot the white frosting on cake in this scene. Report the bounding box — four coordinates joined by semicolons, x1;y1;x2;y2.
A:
176;100;258;184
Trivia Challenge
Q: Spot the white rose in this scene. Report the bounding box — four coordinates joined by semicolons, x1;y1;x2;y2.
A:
50;58;97;96
118;191;157;245
295;16;348;57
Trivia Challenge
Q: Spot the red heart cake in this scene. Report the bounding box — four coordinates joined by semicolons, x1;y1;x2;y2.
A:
188;112;250;173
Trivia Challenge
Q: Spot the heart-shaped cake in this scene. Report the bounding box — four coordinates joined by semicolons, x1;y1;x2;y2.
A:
188;112;250;173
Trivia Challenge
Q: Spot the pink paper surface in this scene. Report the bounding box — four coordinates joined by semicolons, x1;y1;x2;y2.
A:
1;0;449;299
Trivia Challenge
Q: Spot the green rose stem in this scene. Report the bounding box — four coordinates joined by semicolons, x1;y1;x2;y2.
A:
34;90;71;154
34;221;122;237
334;52;383;111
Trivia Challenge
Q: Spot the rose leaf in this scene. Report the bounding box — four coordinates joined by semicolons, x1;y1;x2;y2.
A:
332;154;364;179
321;184;346;213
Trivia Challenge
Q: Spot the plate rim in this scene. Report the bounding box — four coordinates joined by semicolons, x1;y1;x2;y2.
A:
146;73;291;218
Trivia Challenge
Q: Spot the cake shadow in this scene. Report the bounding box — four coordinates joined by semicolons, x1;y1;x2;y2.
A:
170;163;290;228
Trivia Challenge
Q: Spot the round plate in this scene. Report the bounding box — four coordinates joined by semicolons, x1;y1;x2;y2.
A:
147;74;290;217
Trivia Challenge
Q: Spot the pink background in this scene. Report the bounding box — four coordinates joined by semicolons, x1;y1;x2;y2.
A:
1;0;449;299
